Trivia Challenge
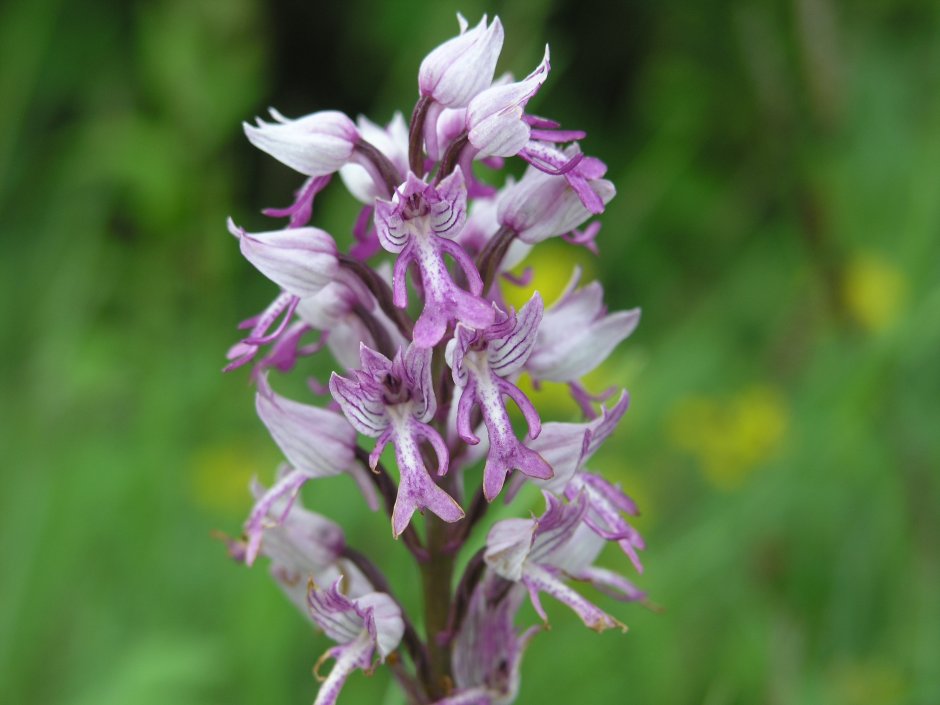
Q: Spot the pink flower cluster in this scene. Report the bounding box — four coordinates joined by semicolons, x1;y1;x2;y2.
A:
223;15;645;705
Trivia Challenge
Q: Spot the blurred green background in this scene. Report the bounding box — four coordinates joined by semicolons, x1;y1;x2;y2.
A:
2;0;938;703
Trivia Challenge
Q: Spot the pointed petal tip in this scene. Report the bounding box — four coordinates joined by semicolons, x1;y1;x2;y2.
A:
244;533;262;567
226;216;243;239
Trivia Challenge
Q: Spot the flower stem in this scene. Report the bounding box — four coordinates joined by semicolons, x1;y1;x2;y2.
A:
445;547;486;642
409;96;432;176
476;225;517;294
355;140;403;196
338;254;414;339
435;132;469;184
445;486;488;553
352;302;397;360
419;514;456;698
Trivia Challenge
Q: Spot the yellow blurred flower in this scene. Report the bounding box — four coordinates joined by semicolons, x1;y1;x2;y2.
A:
668;385;788;489
501;240;596;311
842;251;907;332
514;374;578;417
825;658;906;705
501;242;614;420
188;442;274;515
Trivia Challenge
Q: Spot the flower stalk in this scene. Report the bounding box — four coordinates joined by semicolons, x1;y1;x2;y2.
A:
222;14;647;705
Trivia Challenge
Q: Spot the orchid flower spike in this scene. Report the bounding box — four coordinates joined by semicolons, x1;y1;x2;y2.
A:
227;15;649;705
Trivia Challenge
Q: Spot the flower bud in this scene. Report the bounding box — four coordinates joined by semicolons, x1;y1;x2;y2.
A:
497;150;616;244
254;373;356;478
466;46;550;157
244;109;359;177
419;14;504;108
228;218;338;298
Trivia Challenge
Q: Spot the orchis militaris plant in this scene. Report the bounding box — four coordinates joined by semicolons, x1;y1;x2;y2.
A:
222;14;645;705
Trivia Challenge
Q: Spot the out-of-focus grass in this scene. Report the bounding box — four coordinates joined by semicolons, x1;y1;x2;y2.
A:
1;1;938;704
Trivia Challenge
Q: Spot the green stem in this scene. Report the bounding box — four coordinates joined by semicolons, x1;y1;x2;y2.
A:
420;514;456;698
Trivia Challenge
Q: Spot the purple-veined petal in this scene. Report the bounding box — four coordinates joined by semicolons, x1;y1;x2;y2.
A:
328;372;389;437
522;563;625;632
528;269;640;382
448;577;536;705
530;306;640;382
487;293;543;377
404;342;436;422
432;691;493;705
308;578;365;644
496;146;617;244
251;321;323;376
419;15;504;108
466;46;551;158
353;592;405;660
243;468;347;574
243;468;310;566
244;109;359;177
575;565;646;603
583;390;630;458
387;411;463;536
527;390;629;493
233;480;371;618
307;582;402;705
445;324;475;388
228;218;339;298
375;169;494;345
484;518;537;581
256;374;356;476
523;421;590;496
431;168;469;238
447;307;552;498
224;291;300;372
565;473;644;572
313;635;372;705
374;197;409;254
543;519;605;575
294;280;360;330
575;470;639;515
528;492;586;564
